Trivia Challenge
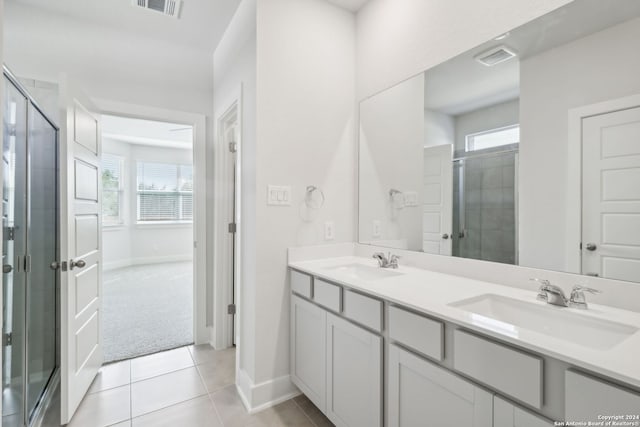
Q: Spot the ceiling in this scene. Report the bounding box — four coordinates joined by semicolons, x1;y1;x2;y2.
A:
8;0;241;53
424;0;640;116
326;0;370;12
102;115;193;149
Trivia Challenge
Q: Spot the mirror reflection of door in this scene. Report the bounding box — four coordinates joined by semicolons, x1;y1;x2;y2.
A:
422;144;453;255
582;106;640;282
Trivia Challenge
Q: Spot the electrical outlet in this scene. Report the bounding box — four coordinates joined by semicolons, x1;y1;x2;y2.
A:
324;221;335;240
372;220;381;238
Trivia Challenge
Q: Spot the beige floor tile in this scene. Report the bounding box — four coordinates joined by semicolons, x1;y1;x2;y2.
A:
131;347;194;382
188;345;235;366
210;385;254;427
68;385;130;427
248;400;316;427
131;367;207;417
89;360;131;394
131;395;222;427
293;394;335;427
196;354;235;393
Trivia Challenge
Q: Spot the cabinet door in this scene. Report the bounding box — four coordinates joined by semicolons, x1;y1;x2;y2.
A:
388;345;493;427
494;396;554;427
326;313;382;427
291;295;327;412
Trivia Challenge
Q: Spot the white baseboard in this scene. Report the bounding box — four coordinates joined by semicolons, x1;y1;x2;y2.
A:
236;369;300;414
103;254;193;271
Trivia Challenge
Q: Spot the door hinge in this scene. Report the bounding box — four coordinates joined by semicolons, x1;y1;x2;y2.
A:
24;255;31;273
229;142;237;153
3;333;13;346
228;223;237;234
227;304;236;315
5;227;15;241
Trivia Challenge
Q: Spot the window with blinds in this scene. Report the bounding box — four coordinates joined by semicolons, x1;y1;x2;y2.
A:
137;161;193;222
102;154;124;225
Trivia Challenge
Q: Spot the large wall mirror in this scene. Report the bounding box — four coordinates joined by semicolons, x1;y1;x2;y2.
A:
359;0;640;283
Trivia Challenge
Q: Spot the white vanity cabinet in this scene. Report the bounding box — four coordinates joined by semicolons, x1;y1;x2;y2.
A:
326;312;382;427
388;344;493;427
493;396;553;427
290;295;327;412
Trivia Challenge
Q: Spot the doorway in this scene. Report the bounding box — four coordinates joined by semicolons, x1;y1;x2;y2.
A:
100;115;195;362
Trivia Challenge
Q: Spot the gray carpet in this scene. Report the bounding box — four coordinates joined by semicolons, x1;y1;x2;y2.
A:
102;261;194;362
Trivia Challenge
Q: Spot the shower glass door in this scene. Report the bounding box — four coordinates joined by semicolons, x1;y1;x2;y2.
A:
26;104;58;422
2;72;59;427
3;74;29;427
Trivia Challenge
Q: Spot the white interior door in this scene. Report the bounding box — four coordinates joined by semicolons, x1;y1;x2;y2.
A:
582;106;640;282
60;83;103;423
423;144;453;255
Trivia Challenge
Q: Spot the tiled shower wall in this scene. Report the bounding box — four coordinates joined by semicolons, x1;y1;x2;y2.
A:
453;150;517;264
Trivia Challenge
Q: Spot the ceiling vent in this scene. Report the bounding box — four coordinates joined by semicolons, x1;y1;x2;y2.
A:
133;0;183;19
474;45;518;67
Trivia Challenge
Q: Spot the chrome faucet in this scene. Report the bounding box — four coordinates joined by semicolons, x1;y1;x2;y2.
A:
568;285;602;310
531;278;569;307
530;279;601;309
373;252;400;269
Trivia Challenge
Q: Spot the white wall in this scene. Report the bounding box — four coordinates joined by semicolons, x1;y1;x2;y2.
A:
241;0;356;407
102;138;193;270
454;98;519;152
212;0;257;379
425;108;454;148
356;0;573;100
359;74;424;250
519;17;640;272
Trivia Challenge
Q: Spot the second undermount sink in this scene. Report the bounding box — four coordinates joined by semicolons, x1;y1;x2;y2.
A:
449;294;638;350
325;263;403;281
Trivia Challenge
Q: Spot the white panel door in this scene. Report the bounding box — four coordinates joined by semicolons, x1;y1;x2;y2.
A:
423;144;453;255
388;345;493;427
326;312;382;427
582;106;640;282
290;295;327;412
60;87;103;423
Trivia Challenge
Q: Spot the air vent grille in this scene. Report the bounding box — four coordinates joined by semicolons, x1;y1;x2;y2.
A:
132;0;183;19
474;45;518;67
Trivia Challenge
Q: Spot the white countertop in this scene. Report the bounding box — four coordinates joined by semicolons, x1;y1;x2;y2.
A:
289;256;640;389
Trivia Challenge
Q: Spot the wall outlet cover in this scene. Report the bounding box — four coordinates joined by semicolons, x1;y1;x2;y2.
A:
372;220;381;238
404;191;419;207
324;221;335;240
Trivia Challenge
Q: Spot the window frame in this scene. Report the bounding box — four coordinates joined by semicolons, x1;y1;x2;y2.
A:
101;153;125;227
135;161;194;224
465;124;520;152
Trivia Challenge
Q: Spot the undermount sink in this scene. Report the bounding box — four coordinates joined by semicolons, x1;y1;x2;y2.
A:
449;294;638;350
325;263;403;281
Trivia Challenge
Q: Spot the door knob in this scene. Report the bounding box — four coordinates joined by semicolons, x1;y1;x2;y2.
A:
442;233;449;240
69;259;86;270
585;243;597;251
2;265;12;274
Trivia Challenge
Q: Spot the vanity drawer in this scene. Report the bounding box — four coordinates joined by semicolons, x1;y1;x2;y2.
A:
290;270;312;299
388;306;443;361
453;330;543;409
565;370;640;421
343;290;383;332
313;279;342;312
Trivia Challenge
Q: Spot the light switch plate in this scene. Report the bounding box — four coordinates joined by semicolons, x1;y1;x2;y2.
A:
372;220;381;238
267;185;291;206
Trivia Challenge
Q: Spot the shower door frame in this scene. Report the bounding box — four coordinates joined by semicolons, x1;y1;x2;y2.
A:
2;66;61;427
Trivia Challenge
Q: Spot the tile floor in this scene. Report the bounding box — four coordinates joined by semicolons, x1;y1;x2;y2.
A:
42;345;334;427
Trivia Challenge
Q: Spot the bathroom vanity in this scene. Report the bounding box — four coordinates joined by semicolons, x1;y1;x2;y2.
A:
288;256;640;427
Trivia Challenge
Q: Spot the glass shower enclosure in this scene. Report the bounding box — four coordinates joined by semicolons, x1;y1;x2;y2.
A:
2;68;59;427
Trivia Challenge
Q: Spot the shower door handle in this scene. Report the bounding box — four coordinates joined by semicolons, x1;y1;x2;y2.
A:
2;264;12;274
69;259;86;270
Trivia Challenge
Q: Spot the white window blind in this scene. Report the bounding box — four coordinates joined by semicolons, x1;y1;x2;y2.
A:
137;161;193;222
102;154;124;225
466;125;520;152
